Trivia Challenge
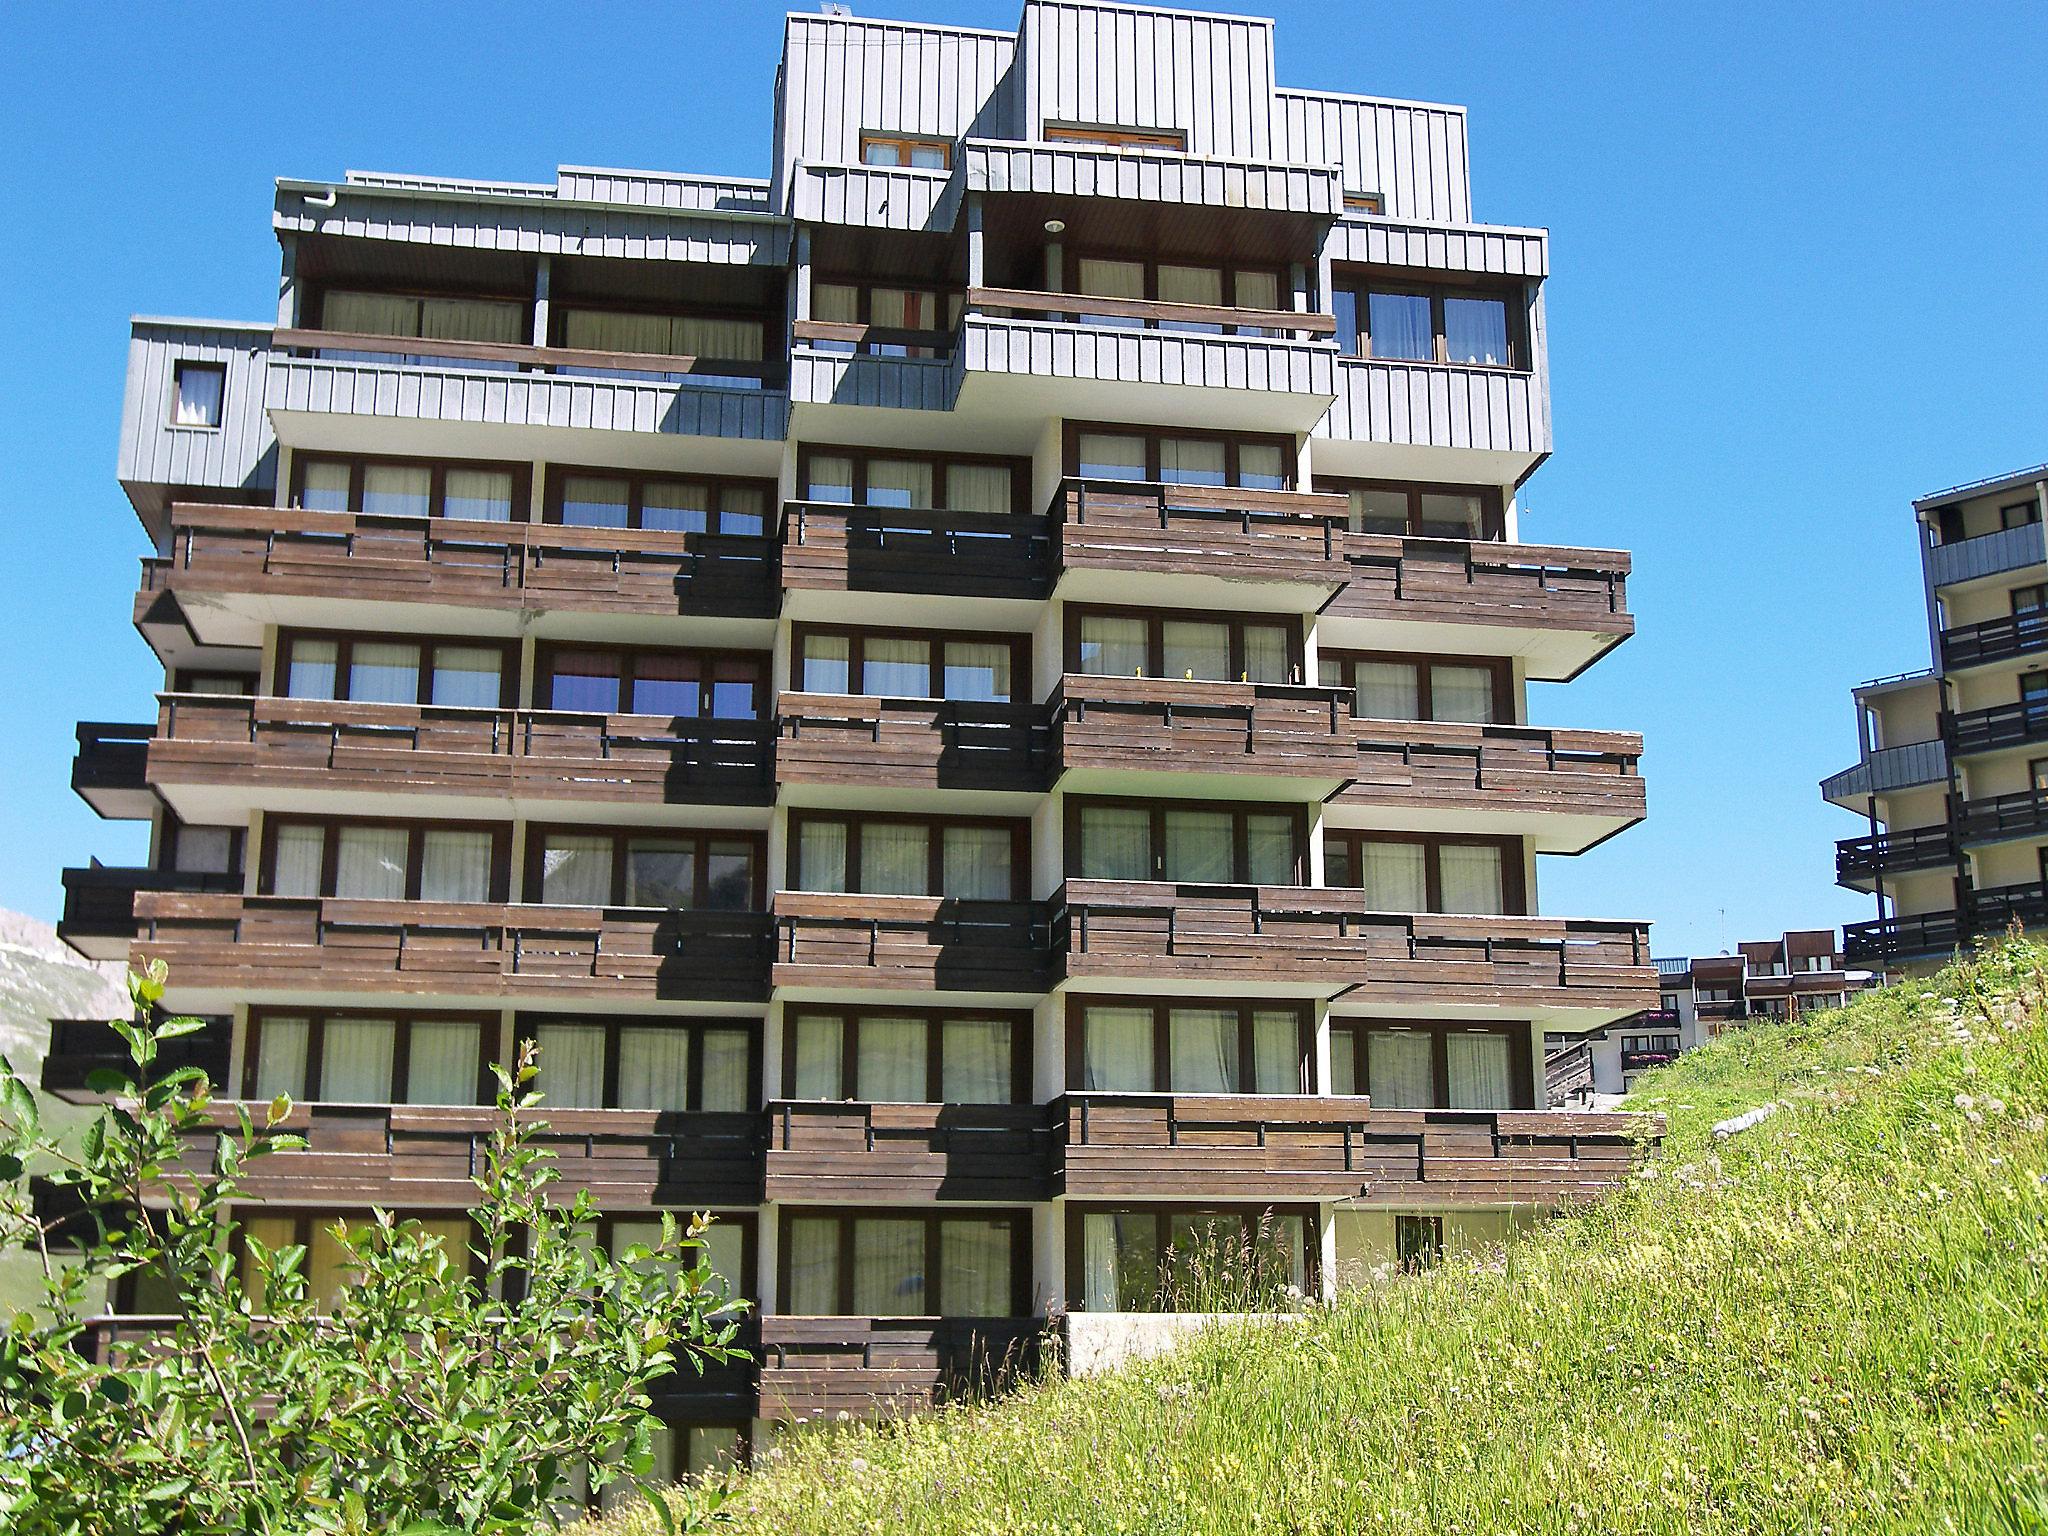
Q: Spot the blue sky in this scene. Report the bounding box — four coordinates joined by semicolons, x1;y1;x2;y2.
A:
2;0;2044;957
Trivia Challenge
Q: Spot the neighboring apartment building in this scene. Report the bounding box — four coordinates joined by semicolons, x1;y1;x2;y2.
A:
1824;463;2048;970
50;1;1657;1485
1554;931;1877;1098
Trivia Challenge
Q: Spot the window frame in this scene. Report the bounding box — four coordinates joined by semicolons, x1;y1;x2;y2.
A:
1062;1202;1319;1310
857;132;955;169
786;809;1031;902
271;629;519;709
309;282;533;339
168;361;226;428
1342;191;1386;215
1060;250;1287;315
1061;420;1298;489
510;1014;763;1114
2001;499;2041;531
546;298;772;370
1328;1019;1534;1109
258;816;512;904
1322;829;1528;915
541;465;778;535
523;824;767;911
1317;649;1514;723
805;276;963;355
1329;269;1526;370
1063;795;1309;886
790;622;1034;703
243;1006;497;1105
776;1207;1031;1317
1064;996;1311;1094
1318;477;1506;542
533;641;768;720
287;450;532;522
1043;123;1188;150
779;1005;1034;1104
166;814;245;878
794;442;1030;517
1064;604;1305;684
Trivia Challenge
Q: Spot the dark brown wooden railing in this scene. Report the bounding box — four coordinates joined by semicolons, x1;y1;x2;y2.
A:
1050;675;1354;779
1340;719;1644;831
757;1316;1048;1421
764;1101;1050;1202
775;692;1051;793
72;720;154;811
967;286;1335;338
772;892;1054;994
779;501;1053;599
1331;534;1633;648
1055;478;1349;584
273;326;775;386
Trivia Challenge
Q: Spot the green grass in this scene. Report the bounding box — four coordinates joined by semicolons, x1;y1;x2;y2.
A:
596;941;2048;1535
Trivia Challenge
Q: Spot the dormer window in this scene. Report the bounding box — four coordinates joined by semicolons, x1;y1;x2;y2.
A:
860;132;951;169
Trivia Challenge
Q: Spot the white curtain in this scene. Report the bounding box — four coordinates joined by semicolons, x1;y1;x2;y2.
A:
1329;1029;1359;1096
1431;665;1496;724
785;1217;840;1313
252;1016;309;1101
419;829;492;903
1356;662;1421;720
1251;1010;1300;1094
1258;1214;1308;1295
852;1218;926;1315
867;459;934;509
942;642;1012;703
406;1020;480;1105
640;480;710;533
334;827;408;901
856;1016;926;1102
1439;844;1505;915
1162;810;1232;883
323;290;418;336
1447;1032;1514;1110
321;1018;395;1102
444;468;513;522
1443;296;1509;367
800;633;852;693
421;296;523;344
1367;1030;1434;1109
797;821;849;893
536;1023;606;1108
1081;1212;1155;1312
1244;814;1295;887
1157;264;1224;306
1161;621;1228;681
1242;625;1289;683
1157;438;1226;487
285;639;339;699
699;1028;751;1111
941;826;1010;900
361;464;431;519
541;837;612;906
270;825;326;898
1080;807;1151;881
790;1014;844;1099
1077;615;1148;677
1082;1213;1119;1312
941;1018;1011;1103
1075;434;1147;481
297;460;352;513
1359;841;1429;911
1083;1006;1153;1092
563;308;672;355
861;637;930;699
804;455;855;503
860;823;929;896
429;648;501;709
618;1027;690;1111
717;484;767;535
1237;444;1286;490
939;1220;1009;1315
347;642;420;704
1169;1008;1239;1093
559;474;630;528
171;362;224;426
676;315;764;362
1418;492;1487;540
174;826;234;874
700;1221;745;1307
946;464;1011;515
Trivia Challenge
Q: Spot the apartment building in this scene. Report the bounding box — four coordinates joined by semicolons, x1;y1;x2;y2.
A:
51;1;1657;1484
1824;464;2048;969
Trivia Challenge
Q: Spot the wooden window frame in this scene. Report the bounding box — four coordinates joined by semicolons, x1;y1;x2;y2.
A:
1322;829;1529;915
1060;250;1287;312
789;621;1034;703
1063;794;1309;886
794;442;1031;517
1043;123;1187;151
858;132;954;169
168;361;225;428
541;465;778;535
779;1004;1035;1104
786;809;1031;902
1064;603;1306;684
244;1006;499;1106
272;628;519;709
774;1207;1031;1317
544;299;773;369
510;1013;763;1114
1063;995;1311;1094
1330;270;1526;371
1342;191;1385;215
1317;477;1506;542
1330;1019;1535;1110
807;276;963;355
533;641;768;719
309;282;532;336
1061;420;1297;489
1061;1202;1320;1310
1316;649;1515;723
166;815;245;878
258;816;513;904
287;450;533;523
522;824;768;910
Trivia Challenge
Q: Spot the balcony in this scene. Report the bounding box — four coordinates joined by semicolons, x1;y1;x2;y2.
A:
144;503;778;640
771;893;1054;999
72;721;155;820
147;693;775;823
58;864;243;962
763;1101;1050;1202
775;694;1051;799
1322;536;1633;682
1051;478;1349;604
1619;1048;1676;1072
779;500;1053;604
964;139;1342;223
1055;880;1655;1025
129;893;773;1008
757;1316;1046;1422
1957;786;2048;847
1315;357;1548;478
1939;610;2048;672
787;322;960;413
1846;880;2048;967
1049;676;1355;793
1332;721;1645;852
1949;700;2048;758
1926;520;2046;590
1821;738;1949;806
41;1017;231;1102
1836;823;1955;887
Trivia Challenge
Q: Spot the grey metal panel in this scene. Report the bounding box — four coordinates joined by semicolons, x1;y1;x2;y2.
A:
1926;522;2047;589
1272;89;1472;223
119;322;277;496
1316;358;1547;456
555;167;773;213
1820;739;1948;800
264;357;789;442
789;349;961;411
273;188;790;267
962;316;1335;395
1019;1;1275;159
341;171;556;199
966;139;1337;215
790;164;961;232
1322;217;1546;277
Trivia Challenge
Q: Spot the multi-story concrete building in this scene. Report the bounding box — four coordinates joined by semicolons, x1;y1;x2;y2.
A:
1825;463;2048;969
51;1;1657;1486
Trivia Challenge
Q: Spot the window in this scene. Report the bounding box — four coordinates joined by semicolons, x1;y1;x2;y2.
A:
1068;799;1304;885
796;446;1024;516
556;308;767;371
784;1008;1027;1104
170;362;225;427
1324;479;1503;541
273;632;514;709
1324;832;1524;915
289;454;526;523
527;828;761;911
169;819;241;877
262;819;506;904
240;1212;478;1312
245;1011;491;1106
1067;424;1294;489
545;468;771;535
807;282;962;356
859;133;953;169
1330;278;1522;368
789;814;1025;901
515;1016;758;1112
2013;584;2048;616
1329;1023;1528;1110
794;626;1029;703
2002;500;2041;530
318;288;526;345
1064;256;1282;330
1395;1214;1443;1273
780;1211;1025;1316
1342;191;1385;215
1068;608;1299;684
1044;123;1187;150
1318;652;1508;724
1070;999;1307;1094
537;645;765;719
1073;1207;1310;1312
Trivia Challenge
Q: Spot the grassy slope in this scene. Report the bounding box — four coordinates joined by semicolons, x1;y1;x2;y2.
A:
601;941;2048;1535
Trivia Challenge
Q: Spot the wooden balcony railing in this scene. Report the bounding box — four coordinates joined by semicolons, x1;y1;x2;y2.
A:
966;286;1335;340
148;693;775;807
764;1101;1050;1202
72;720;155;817
59;864;244;957
1054;880;1654;1010
41;1016;231;1102
1054;478;1349;585
1338;720;1645;829
779;501;1053;600
1948;699;2048;757
775;693;1052;793
771;893;1054;995
131;893;774;1003
1049;676;1355;780
757;1316;1047;1421
146;502;778;620
789;318;954;356
1847;881;2048;965
1939;610;2048;671
272;326;778;388
1330;534;1633;644
1956;786;2048;845
1543;1039;1594;1105
1835;823;1955;884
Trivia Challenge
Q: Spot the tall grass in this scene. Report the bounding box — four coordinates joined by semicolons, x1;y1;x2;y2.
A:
592;940;2048;1534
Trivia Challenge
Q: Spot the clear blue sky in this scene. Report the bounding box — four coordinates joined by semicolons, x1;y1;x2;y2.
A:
3;1;2044;957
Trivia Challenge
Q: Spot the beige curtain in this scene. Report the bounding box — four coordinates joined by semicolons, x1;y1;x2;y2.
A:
1359;841;1428;911
1169;1008;1238;1093
852;1218;926;1314
941;825;1011;900
790;1014;844;1099
939;1219;1010;1315
252;1016;309;1101
334;827;407;900
941;1018;1011;1102
1083;1006;1153;1092
321;1018;395;1102
1438;844;1505;915
617;1027;690;1111
856;1016;926;1102
535;1022;606;1108
1447;1031;1514;1109
419;828;492;901
1079;806;1151;880
785;1217;840;1313
945;463;1011;515
405;1020;480;1105
1367;1030;1434;1109
699;1028;751;1112
269;825;325;898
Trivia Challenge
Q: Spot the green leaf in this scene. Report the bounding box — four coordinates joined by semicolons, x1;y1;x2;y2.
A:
154;1014;208;1040
84;1066;133;1094
0;1072;38;1138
